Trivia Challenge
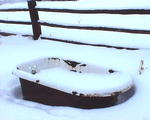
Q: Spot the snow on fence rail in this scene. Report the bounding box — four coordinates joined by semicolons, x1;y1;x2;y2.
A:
0;0;150;49
1;7;150;14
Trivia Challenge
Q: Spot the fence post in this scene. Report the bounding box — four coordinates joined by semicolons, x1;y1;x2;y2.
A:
28;0;41;40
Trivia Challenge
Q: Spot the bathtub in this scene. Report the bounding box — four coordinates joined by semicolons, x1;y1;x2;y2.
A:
13;57;135;109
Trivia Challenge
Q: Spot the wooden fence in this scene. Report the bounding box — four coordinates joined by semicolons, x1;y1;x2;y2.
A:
0;0;150;50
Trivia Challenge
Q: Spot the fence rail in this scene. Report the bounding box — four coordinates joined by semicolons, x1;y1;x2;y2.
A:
1;8;150;14
40;22;150;34
0;9;28;12
1;20;150;35
37;8;150;14
0;20;31;25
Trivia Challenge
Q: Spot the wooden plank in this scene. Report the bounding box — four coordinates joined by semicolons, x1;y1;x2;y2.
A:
0;20;31;24
0;9;28;12
37;8;150;14
0;8;150;14
40;36;139;50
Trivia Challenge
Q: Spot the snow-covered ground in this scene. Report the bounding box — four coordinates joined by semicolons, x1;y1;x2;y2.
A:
1;35;150;120
1;1;150;120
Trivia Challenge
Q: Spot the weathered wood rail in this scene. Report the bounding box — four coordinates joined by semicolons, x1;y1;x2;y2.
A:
0;20;31;25
40;22;150;34
1;8;150;15
1;20;150;35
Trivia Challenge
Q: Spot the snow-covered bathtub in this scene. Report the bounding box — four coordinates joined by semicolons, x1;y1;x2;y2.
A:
13;57;135;109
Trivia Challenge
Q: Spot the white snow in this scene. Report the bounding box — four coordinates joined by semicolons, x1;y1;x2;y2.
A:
36;0;150;10
1;34;150;120
1;21;150;49
41;27;150;49
0;2;27;8
39;13;150;30
0;34;150;120
0;0;28;4
36;68;133;95
1;2;150;49
1;11;150;31
1;0;150;9
1;0;150;120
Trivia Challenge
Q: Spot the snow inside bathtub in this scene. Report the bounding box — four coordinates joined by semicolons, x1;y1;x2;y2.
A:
35;67;133;96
